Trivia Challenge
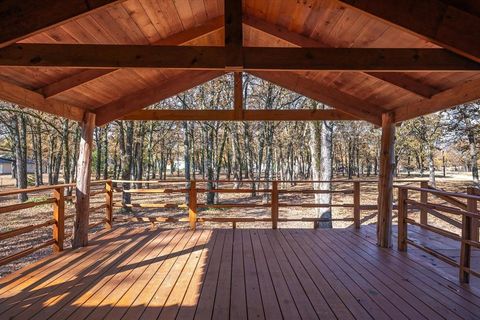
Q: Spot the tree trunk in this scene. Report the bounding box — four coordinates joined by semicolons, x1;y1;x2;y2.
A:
13;114;28;201
468;131;479;185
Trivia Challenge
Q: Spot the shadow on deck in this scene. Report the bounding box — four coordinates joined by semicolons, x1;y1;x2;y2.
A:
0;225;479;320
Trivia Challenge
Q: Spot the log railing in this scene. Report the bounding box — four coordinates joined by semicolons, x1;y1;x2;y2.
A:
110;179;394;229
397;185;480;283
0;180;111;267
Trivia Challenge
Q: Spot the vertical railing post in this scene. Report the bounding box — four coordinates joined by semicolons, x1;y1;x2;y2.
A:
353;181;361;229
271;181;279;229
189;181;197;230
53;186;65;252
471;187;479;242
397;187;408;252
460;187;476;283
105;180;113;229
420;181;428;226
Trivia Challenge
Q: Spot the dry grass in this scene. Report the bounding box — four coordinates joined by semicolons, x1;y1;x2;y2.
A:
0;174;476;278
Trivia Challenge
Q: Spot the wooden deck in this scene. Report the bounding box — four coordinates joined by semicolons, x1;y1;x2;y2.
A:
0;226;479;320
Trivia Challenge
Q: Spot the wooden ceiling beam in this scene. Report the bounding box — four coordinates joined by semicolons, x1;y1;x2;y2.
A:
0;79;85;121
37;16;224;99
243;15;441;98
0;0;124;49
394;77;480;122
121;109;357;121
251;71;384;126
337;0;480;63
1;44;478;71
94;71;224;126
225;0;243;69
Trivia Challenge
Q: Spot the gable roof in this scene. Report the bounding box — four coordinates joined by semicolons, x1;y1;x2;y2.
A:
0;0;478;126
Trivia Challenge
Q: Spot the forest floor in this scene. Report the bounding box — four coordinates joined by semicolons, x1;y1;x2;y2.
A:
0;173;476;277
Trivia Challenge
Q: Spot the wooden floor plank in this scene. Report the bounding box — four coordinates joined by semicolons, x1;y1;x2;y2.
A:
175;230;219;320
141;230;205;319
1;227;480;320
62;229;178;320
119;229;194;319
289;229;391;319
249;230;284;320
229;229;247;320
282;230;373;320
326;229;466;320
259;230;317;319
272;230;353;320
12;227;153;320
314;230;436;320
241;229;265;320
194;229;226;320
0;227;144;319
104;229;185;320
212;229;234;320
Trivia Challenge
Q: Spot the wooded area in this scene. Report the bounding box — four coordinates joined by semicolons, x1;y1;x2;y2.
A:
1;73;479;204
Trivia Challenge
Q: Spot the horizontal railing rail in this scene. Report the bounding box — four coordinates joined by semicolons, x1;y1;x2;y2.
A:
396;185;480;283
0;180;112;267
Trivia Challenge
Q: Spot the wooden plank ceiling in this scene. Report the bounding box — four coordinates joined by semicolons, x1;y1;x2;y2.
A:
0;0;478;125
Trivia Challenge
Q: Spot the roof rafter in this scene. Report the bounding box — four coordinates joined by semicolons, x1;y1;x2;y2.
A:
37;16;224;99
1;45;478;71
0;0;124;48
95;71;225;126
394;77;480;122
0;79;85;121
243;15;441;98
250;71;384;126
337;0;480;63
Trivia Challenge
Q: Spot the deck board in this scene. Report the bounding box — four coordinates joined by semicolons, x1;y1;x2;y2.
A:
1;226;479;320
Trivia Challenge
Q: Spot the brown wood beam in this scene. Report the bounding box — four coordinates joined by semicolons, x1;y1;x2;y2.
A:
377;112;395;248
73;111;95;249
0;44;478;71
251;71;384;126
337;0;480;63
394;77;480;122
0;0;124;49
0;79;85;121
37;17;224;99
233;72;243;119
95;71;224;126
243;15;441;98
225;0;243;69
120;109;357;121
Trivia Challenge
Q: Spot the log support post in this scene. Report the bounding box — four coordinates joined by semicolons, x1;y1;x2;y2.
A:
420;181;428;225
189;180;197;230
377;112;395;248
105;180;113;229
353;181;361;229
397;187;408;251
73;112;95;249
271;181;279;229
53;186;65;252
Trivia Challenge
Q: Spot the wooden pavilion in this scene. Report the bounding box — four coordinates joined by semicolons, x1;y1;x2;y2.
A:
0;1;480;319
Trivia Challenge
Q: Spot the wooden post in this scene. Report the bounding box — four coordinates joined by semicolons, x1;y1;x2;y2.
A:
420;181;428;226
53;186;65;252
105;180;113;229
353;181;361;229
460;187;476;283
233;72;243;120
377;112;395;248
73;112;95;249
271;181;279;229
471;187;479;242
189;180;197;230
397;187;408;251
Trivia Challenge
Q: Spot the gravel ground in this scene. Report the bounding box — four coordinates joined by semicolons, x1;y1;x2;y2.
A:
0;175;476;278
